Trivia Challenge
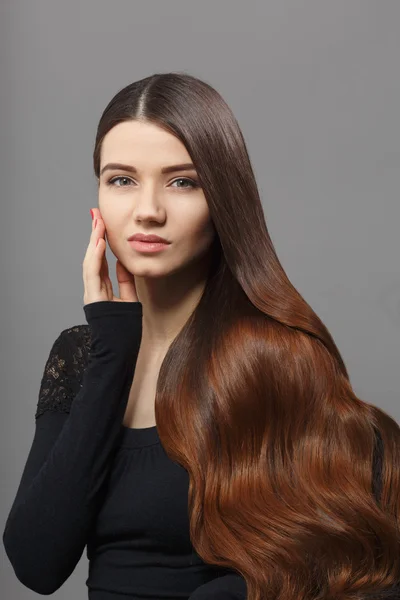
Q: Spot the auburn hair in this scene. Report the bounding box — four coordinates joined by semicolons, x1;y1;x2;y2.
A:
92;72;400;600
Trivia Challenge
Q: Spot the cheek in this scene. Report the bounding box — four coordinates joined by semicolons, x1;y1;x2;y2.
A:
183;213;216;250
98;201;123;240
99;217;120;250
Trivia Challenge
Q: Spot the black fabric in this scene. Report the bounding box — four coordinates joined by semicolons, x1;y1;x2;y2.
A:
2;301;245;599
1;300;393;599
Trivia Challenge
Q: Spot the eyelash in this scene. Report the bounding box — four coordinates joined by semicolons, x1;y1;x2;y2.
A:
105;176;200;190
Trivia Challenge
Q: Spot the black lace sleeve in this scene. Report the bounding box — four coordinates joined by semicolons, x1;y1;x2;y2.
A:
3;301;143;595
35;325;91;420
2;327;90;568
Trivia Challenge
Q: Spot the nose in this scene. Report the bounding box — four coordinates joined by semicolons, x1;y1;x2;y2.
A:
133;186;165;221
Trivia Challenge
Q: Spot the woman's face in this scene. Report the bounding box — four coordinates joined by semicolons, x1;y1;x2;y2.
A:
97;120;216;280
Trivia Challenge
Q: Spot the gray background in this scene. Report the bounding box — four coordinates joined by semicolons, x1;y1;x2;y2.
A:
1;1;399;598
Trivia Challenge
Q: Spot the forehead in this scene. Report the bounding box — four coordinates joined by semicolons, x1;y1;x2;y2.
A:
100;121;191;166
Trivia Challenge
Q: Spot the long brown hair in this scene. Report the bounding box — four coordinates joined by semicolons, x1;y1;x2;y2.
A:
93;72;400;600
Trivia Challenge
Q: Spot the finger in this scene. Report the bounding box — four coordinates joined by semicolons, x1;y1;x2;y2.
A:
116;259;138;302
100;252;114;298
99;248;115;297
99;244;109;280
83;215;99;263
85;216;102;258
84;234;105;286
105;277;113;298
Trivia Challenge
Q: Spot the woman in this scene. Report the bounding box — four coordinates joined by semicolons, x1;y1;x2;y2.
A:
3;72;400;600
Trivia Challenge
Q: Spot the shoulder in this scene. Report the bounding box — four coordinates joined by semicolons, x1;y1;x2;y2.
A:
35;323;92;420
60;323;92;362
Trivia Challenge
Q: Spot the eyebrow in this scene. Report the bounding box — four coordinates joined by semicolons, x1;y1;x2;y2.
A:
99;162;197;177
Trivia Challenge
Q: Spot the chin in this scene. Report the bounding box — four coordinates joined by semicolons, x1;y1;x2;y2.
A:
132;260;187;280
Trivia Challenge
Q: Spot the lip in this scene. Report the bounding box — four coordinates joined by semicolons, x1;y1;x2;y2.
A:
128;239;169;253
127;233;170;243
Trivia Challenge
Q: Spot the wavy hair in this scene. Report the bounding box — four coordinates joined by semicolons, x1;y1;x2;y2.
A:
92;72;400;600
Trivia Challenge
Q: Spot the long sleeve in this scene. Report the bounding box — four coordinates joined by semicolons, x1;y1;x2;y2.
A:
2;300;143;595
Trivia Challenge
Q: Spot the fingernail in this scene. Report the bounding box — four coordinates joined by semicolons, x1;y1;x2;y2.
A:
90;209;94;220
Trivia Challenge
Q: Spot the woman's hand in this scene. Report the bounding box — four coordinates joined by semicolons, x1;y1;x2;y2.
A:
83;208;138;306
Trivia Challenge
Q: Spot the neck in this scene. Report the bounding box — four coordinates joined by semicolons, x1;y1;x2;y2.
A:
134;256;211;357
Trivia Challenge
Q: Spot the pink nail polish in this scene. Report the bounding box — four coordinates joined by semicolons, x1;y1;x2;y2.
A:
90;209;94;220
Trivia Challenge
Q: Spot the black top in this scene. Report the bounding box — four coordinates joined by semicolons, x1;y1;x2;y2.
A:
1;301;391;599
2;301;246;600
